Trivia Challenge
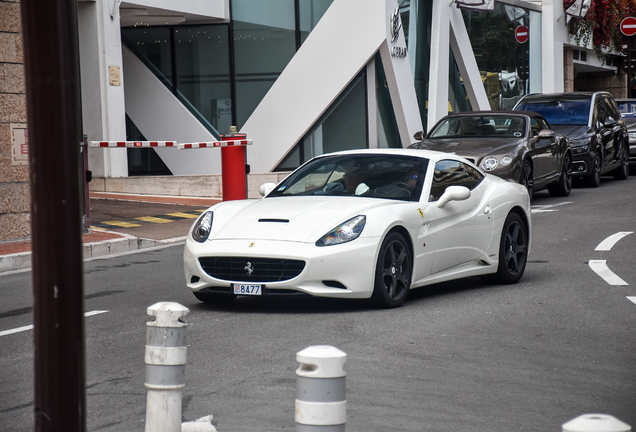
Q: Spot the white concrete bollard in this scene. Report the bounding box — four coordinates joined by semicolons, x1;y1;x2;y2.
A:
562;414;631;432
295;345;347;432
144;302;189;432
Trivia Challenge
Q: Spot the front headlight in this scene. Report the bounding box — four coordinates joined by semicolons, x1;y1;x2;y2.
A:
481;155;512;171
481;157;498;171
570;138;589;154
315;215;366;246
192;211;213;243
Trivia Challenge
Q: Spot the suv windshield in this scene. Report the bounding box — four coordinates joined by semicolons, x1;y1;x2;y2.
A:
516;99;590;125
267;154;429;201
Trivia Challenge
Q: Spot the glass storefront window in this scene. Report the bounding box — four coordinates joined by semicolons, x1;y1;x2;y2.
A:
276;71;368;171
174;25;232;134
122;26;173;87
232;0;297;128
298;0;333;44
461;3;531;110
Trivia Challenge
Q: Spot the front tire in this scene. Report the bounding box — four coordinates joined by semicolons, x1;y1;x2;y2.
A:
519;160;534;198
584;151;601;187
483;212;528;284
548;152;572;197
371;232;412;308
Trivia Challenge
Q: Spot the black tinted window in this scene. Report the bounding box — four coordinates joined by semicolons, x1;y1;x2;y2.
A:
429;160;484;201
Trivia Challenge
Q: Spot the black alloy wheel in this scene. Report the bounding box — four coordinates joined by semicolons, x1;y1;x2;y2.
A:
482;212;528;284
519;160;534;198
372;232;412;308
613;143;630;180
548;152;572;197
584;151;602;187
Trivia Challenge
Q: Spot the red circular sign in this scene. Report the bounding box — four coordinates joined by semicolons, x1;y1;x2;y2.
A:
620;17;636;36
515;25;529;44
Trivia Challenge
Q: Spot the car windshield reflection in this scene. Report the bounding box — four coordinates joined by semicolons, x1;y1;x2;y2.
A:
428;115;526;139
267;154;429;201
516;99;590;125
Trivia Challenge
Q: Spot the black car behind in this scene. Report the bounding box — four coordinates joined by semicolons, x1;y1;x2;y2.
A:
514;92;629;187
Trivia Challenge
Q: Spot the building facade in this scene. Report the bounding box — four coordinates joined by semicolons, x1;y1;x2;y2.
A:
0;0;629;242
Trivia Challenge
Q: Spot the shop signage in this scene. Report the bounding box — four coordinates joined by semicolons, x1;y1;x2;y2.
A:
390;7;407;57
515;25;529;44
620;17;636;37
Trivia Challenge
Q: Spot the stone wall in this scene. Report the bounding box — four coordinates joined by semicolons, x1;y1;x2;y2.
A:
575;71;628;98
0;0;30;242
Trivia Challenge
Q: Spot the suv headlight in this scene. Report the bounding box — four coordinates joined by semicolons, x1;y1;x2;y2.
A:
316;215;366;246
192;211;213;243
570;138;589;153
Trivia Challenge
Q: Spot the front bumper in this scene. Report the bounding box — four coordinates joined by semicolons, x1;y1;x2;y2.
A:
183;236;380;299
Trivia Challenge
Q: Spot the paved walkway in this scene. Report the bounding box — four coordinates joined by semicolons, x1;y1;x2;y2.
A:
0;193;221;273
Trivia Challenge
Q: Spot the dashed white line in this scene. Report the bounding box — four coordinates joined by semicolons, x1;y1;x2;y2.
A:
627;297;636;305
595;232;634;251
588;260;628;286
0;310;109;337
531;201;572;214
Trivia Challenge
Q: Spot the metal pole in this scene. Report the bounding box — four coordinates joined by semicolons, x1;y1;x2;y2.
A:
296;346;347;432
19;0;86;431
145;302;190;432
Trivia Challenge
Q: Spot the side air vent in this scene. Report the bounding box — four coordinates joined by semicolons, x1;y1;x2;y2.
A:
258;219;290;223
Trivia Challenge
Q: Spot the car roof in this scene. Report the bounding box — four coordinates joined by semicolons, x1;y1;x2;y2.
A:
314;148;471;164
520;91;612;101
439;110;548;121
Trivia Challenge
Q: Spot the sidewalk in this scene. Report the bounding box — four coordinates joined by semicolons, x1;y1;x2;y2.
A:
0;192;221;273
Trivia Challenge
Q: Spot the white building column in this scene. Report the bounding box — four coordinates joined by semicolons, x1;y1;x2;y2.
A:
541;0;565;93
427;0;451;132
78;0;128;178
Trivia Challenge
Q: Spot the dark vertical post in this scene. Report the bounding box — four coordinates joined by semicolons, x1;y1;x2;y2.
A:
19;1;86;431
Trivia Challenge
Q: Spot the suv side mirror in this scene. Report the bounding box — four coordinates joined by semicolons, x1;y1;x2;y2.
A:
604;117;617;128
436;185;471;208
413;131;425;141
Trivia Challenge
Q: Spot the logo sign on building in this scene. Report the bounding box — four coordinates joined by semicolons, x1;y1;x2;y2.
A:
515;25;529;44
620;17;636;37
389;7;407;58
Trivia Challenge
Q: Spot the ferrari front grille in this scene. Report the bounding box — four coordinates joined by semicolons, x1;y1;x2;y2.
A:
199;257;306;282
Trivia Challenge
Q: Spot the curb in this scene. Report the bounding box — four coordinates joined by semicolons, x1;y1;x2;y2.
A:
0;235;186;274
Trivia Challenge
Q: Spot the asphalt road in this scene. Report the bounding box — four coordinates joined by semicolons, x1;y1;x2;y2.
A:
2;176;636;431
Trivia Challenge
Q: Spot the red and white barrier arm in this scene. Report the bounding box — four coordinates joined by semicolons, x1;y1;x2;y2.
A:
178;139;253;150
90;141;177;148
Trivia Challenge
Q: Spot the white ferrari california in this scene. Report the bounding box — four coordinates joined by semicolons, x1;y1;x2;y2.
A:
183;149;531;308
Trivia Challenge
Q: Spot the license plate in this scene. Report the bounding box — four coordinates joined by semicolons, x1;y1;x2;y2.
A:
233;283;262;296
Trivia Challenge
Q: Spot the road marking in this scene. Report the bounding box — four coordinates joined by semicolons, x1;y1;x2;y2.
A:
588;260;628;286
628;297;636;305
0;310;109;337
595;232;633;251
531;201;572;214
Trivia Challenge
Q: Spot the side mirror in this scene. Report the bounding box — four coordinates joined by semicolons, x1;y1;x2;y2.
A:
537;129;555;139
604;117;617;127
436;185;471;208
259;182;276;197
413;131;425;141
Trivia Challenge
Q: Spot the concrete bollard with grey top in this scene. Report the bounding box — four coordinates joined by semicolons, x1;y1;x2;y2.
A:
562;414;631;432
296;345;347;431
145;302;189;432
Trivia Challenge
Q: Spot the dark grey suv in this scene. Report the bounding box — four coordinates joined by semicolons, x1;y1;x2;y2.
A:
514;92;629;187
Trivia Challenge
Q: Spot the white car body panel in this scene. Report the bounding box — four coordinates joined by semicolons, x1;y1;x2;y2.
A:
183;149;531;302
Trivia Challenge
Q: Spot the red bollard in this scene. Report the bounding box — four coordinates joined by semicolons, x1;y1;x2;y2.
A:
220;131;247;201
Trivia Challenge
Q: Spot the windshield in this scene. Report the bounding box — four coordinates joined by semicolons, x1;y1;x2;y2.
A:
428;115;526;138
267;154;429;201
516;99;590;125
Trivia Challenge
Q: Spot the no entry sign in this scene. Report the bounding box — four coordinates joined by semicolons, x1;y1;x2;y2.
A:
620;17;636;36
515;25;529;44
